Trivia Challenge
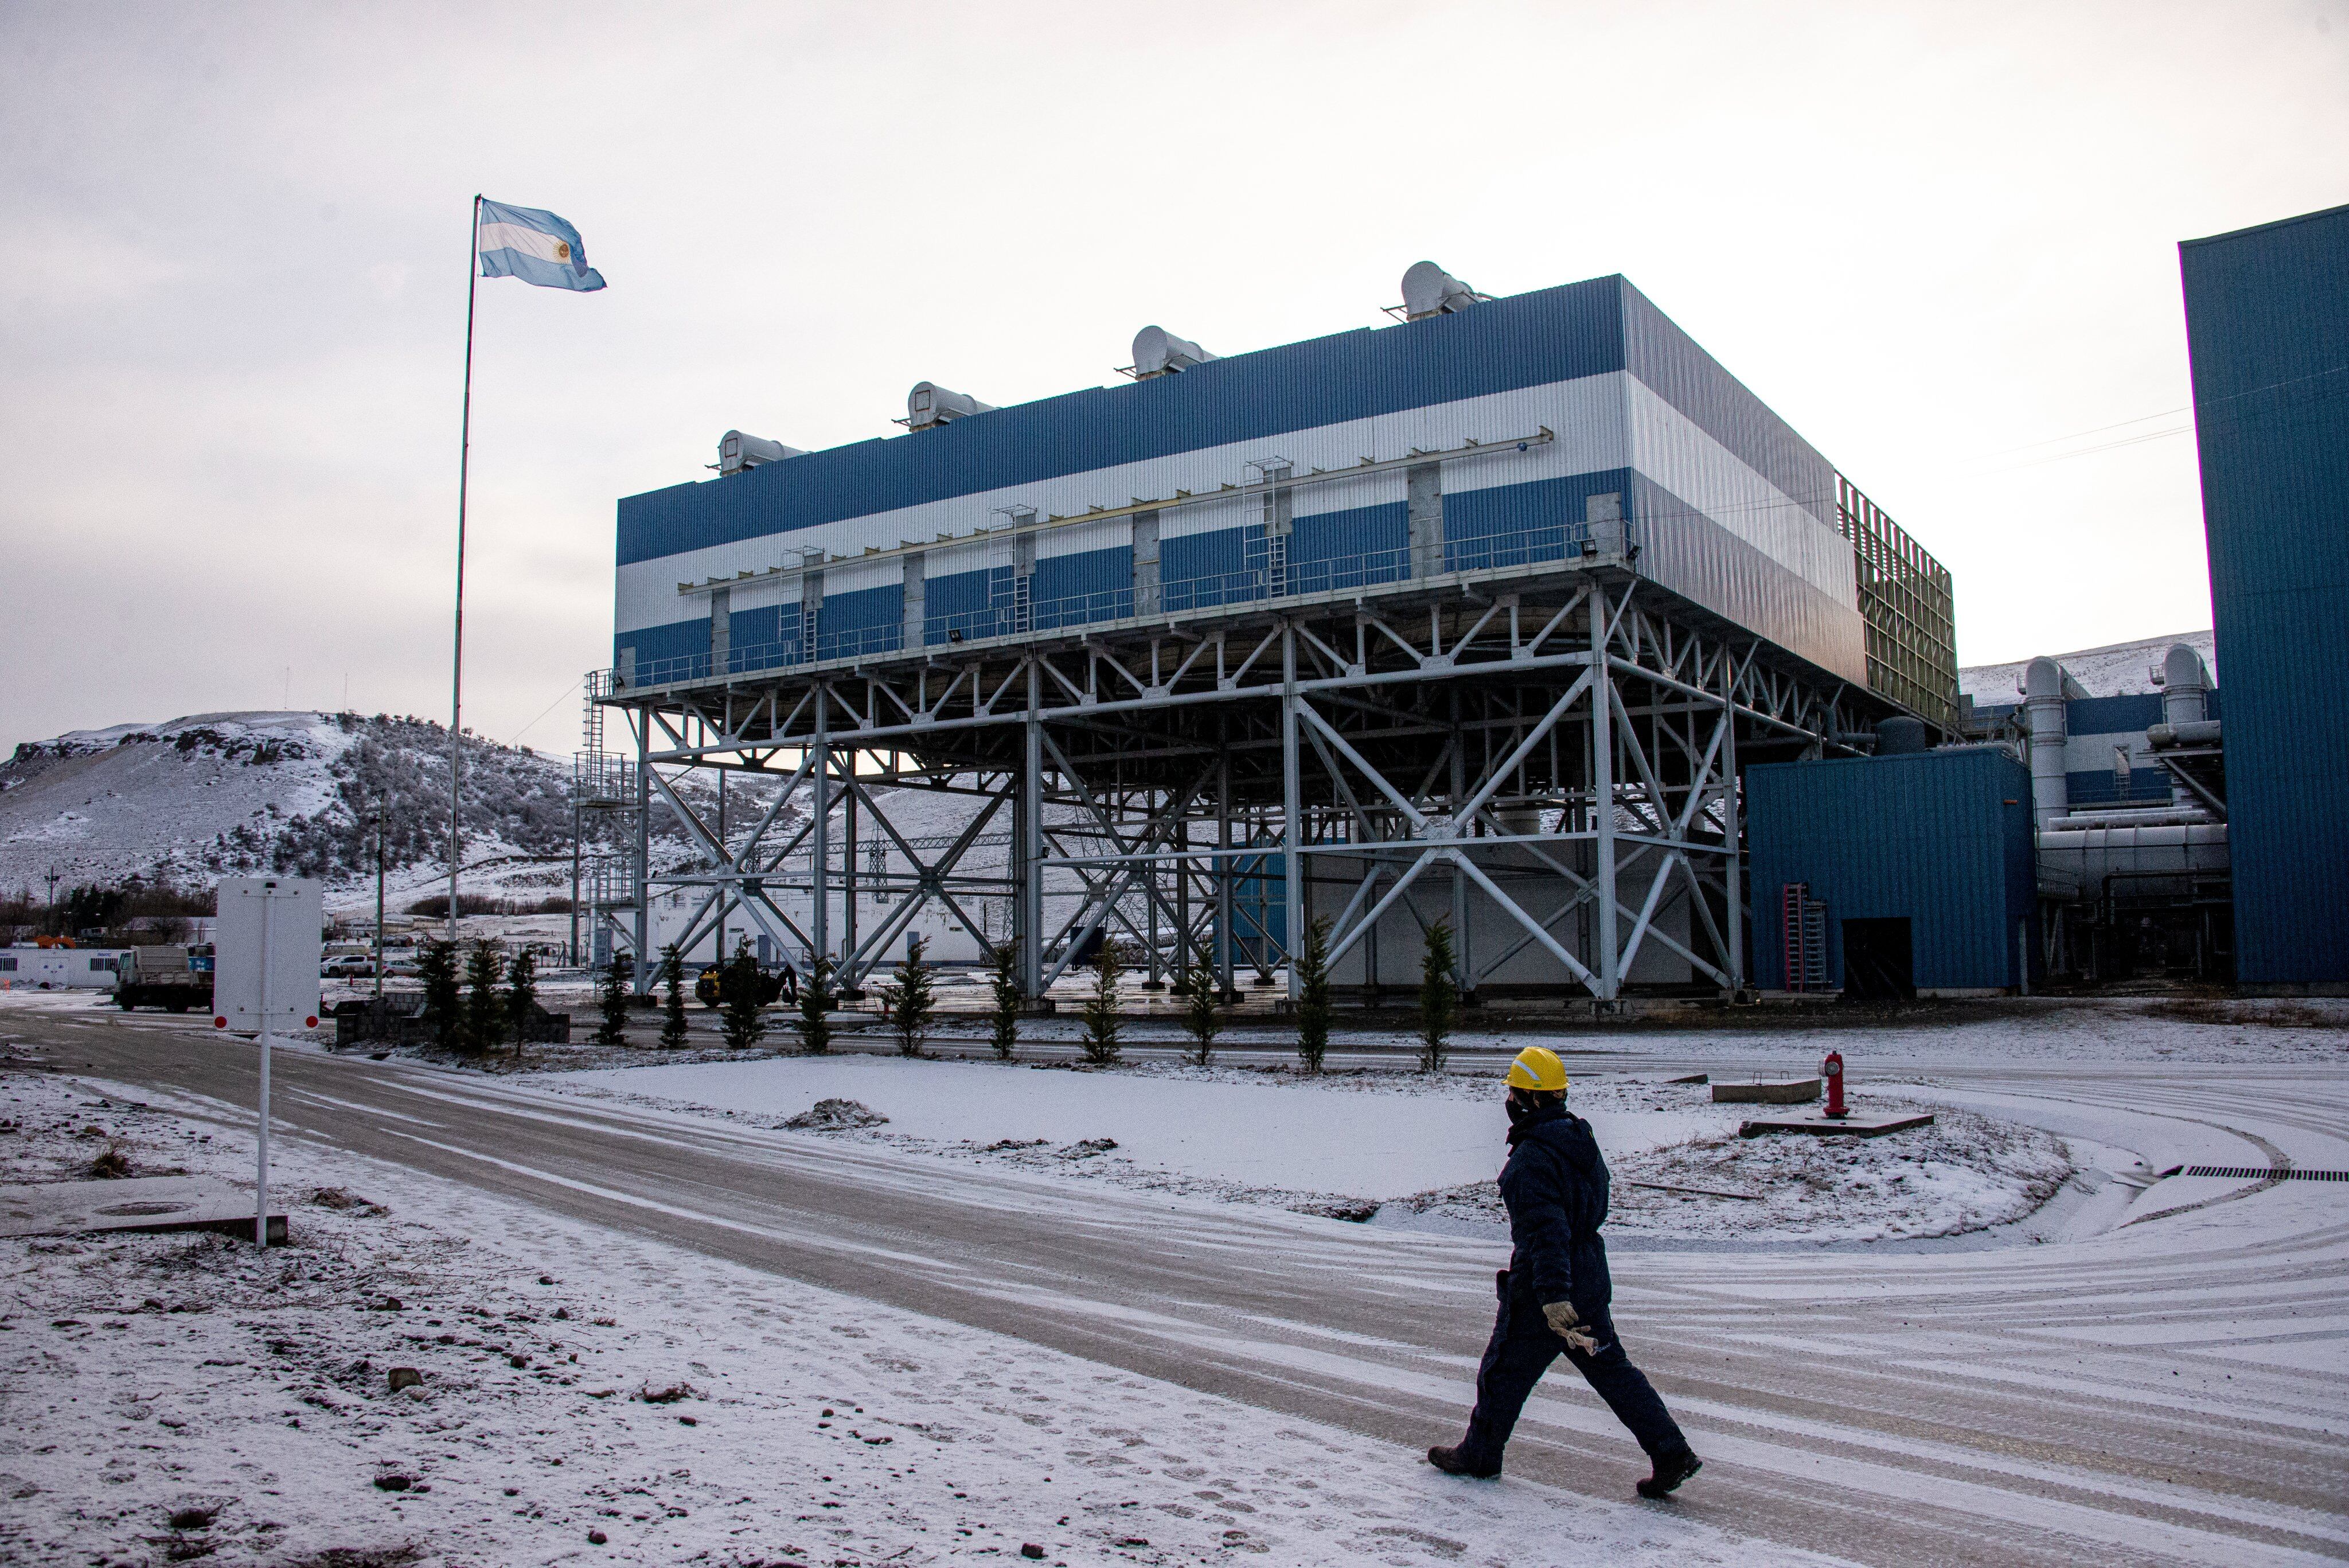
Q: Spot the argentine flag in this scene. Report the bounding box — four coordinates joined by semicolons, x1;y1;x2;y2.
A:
476;199;606;291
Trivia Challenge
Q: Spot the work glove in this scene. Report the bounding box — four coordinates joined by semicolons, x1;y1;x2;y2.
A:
1543;1300;1598;1354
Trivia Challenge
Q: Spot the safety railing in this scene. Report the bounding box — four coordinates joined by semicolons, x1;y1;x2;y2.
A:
610;518;1610;691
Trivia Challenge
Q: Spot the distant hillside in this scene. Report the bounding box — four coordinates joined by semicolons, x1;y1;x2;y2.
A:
1960;630;2216;703
0;711;771;912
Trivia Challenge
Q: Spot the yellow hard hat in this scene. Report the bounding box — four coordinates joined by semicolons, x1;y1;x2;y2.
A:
1506;1046;1568;1093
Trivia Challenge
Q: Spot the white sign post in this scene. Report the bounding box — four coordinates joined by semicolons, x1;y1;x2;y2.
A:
212;876;323;1247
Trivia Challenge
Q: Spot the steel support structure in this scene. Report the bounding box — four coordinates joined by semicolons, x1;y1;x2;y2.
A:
587;556;1879;1002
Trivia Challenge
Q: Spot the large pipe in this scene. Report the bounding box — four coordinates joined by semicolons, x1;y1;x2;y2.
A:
2161;643;2211;727
2024;656;2071;830
2043;807;2213;832
2148;719;2222;750
2034;822;2230;890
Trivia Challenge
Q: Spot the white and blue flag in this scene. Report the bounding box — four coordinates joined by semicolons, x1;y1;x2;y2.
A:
476;199;606;291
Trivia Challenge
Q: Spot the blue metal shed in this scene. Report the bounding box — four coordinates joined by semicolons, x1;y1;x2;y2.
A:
1748;748;2037;995
2180;204;2349;989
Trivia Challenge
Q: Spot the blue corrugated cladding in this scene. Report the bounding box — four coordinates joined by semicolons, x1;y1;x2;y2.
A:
1292;503;1408;592
1444;471;1621;567
616;618;709;680
925;565;1014;642
1033;545;1133;630
616;278;1632;568
2181;204;2349;985
1747;748;2036;993
614;275;1836;573
815;583;903;661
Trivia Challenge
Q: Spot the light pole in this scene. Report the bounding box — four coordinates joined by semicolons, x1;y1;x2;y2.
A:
372;810;387;1006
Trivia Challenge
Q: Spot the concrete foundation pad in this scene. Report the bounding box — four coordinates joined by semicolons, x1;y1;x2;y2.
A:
1713;1078;1820;1105
1738;1111;1936;1139
0;1176;285;1242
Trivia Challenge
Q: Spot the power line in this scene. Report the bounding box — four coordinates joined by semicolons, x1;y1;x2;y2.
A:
1973;405;2190;459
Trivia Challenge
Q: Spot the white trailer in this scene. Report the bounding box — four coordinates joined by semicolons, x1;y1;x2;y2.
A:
0;946;134;990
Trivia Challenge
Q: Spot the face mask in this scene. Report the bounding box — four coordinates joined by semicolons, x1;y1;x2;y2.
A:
1505;1092;1536;1128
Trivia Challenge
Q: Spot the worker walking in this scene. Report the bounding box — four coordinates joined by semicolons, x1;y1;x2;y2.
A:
1428;1046;1702;1499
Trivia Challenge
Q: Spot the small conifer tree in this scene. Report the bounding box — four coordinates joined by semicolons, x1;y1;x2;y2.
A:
721;942;767;1050
1418;920;1458;1074
1179;943;1221;1067
986;939;1021;1062
595;950;631;1046
795;955;837;1055
461;938;507;1056
1079;938;1125;1066
1294;915;1333;1075
658;943;689;1048
504;945;539;1056
890;935;935;1058
416;937;461;1051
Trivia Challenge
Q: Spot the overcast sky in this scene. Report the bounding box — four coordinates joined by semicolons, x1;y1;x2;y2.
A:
3;0;2344;756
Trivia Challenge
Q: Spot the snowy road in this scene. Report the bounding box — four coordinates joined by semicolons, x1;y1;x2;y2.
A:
15;1011;2348;1567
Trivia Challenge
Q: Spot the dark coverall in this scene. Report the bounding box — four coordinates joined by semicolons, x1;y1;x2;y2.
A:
1456;1103;1686;1471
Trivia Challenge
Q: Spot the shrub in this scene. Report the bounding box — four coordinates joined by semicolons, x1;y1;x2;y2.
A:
1080;938;1125;1066
1418;920;1458;1074
461;938;507;1055
1295;916;1333;1074
986;940;1021;1061
416;938;460;1050
595;953;631;1046
1178;944;1221;1067
795;956;837;1055
890;935;935;1058
503;946;538;1053
720;943;767;1051
658;945;689;1048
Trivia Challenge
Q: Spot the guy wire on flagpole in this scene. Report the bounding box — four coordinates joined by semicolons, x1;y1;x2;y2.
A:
449;193;481;947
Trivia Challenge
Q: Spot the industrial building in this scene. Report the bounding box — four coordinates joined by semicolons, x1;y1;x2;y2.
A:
576;227;2315;1007
2181;202;2349;992
581;263;1957;1003
1748;745;2036;998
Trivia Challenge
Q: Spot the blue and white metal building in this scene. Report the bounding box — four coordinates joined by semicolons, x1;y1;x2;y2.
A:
587;264;1957;1001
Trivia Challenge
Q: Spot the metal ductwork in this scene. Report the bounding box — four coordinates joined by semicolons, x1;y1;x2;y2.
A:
1131;325;1216;378
1874;716;1933;755
2149;719;2222;751
1402;260;1481;321
905;382;997;431
2022;656;2079;829
2159;642;2211;727
717;431;805;477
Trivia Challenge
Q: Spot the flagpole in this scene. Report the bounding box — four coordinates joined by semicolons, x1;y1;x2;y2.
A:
449;193;481;949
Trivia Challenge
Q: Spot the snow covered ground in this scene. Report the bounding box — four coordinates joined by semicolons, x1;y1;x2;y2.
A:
547;1055;2078;1246
1;1068;1847;1568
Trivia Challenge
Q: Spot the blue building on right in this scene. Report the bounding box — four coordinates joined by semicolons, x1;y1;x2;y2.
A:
2180;204;2349;990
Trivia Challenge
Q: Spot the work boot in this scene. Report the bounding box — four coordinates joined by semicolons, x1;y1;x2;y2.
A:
1636;1443;1702;1499
1425;1445;1500;1480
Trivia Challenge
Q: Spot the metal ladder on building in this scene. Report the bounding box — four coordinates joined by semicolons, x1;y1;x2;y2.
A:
1782;882;1827;992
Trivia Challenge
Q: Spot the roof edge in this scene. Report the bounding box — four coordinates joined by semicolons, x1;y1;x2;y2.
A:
2180;200;2349;250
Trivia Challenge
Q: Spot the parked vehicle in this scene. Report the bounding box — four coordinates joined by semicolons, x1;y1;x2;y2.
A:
2;945;132;992
694;962;790;1009
322;954;376;978
112;946;214;1013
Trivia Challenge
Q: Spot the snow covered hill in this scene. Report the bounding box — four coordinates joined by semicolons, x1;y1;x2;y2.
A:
1960;628;2215;701
0;711;756;912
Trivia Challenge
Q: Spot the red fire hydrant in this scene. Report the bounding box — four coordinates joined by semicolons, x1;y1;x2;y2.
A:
1823;1051;1848;1118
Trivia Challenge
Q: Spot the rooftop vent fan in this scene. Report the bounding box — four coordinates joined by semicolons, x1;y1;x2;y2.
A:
902;381;997;431
1129;325;1216;378
714;431;805;476
1399;260;1488;321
